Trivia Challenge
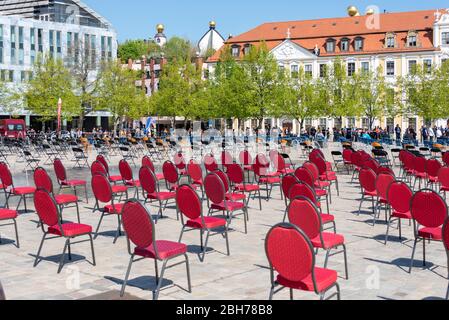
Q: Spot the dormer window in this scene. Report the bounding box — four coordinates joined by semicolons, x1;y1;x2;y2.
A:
231;45;240;57
340;38;350;52
243;44;252;55
354;37;364;51
385;32;397;48
407;31;419;47
326;39;335;53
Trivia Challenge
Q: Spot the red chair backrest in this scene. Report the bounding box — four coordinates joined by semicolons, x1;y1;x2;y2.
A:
34;188;59;227
411;190;448;229
443;152;449;167
33;167;53;194
375;173;395;201
162;161;179;185
221;151;233;167
287;197;321;240
443;217;449;252
204;173;225;205
96;155;109;173
91;160;108;177
204;154;218;172
359;168;377;193
310;155;327;176
256;154;270;168
0;162;13;188
294;167;314;188
289;182;319;207
439;167;449;189
119;160;133;181
214;169;230;192
376;166;395;176
387;181;413;214
53;158;67;182
187;160;203;183
121;200;154;250
265;223;314;283
176;185;202;220
239;150;252;166
363;159;380;172
276;154;288;172
173;152;186;170
343;149;353;163
142;156;155;173
351;152;363;168
139;166;157;195
282;174;299;200
91;173;113;203
227;163;244;185
426;159;442;178
303;161;319;182
414;156;426;174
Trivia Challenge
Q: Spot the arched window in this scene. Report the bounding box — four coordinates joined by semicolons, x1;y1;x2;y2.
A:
407;31;419;47
385;32;397;48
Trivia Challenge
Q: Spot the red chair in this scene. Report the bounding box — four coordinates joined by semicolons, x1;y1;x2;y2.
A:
275;153;295;176
385;181;413;245
221;151;234;170
239;150;254;182
204;154;218;173
374;173;395;223
376;166;395;176
295;166;329;213
34;167;80;223
214;169;246;203
54;158;88;203
303;161;332;203
443;152;449;167
142;156;164;181
443;217;449;299
173;152;187;176
91;161;129;198
177;185;229;262
342;149;353;174
119;199;191;300
118;160;140;199
358;168;378;225
286;196;348;279
440;167;449;200
204;173;248;234
281;174;299;206
350;151;363;183
288;182;336;233
96;155;122;183
140;166;176;222
426;159;442;191
162;161;180;191
412;156;427;190
265;223;341;300
91;173;124;243
33;188;95;273
187;160;204;198
0;208;19;248
312;155;340;197
363;159;380;172
253;162;282;201
227;163;262;210
0;162;35;212
409;189;448;273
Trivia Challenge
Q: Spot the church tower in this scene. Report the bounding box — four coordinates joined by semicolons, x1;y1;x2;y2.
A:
154;24;167;46
197;21;225;57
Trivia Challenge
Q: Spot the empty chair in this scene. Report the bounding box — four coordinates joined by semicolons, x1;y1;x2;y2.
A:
0;208;19;248
265;223;341;300
118;160;140;199
173;152;187;176
426;159;442;191
412;156;427;190
34;167;80;223
227;163;262;210
177;185;229;262
187;160;204;197
443;152;449;167
214;169;246;203
221;151;234;169
358;168;378;225
91;161;128;197
303;161;332;203
375;173;396;223
385;181;413;245
376;166;395;176
281;174;299;207
443;217;449;300
162;161;181;191
33;188;95;273
119;200;191;300
0;162;35;212
440;167;449;200
295;166;329;214
409;190;448;274
253;162;282;201
238;150;254;182
140;166;176;222
204;154;219;173
54;158;88;203
342;149;354;174
96;155;123;183
275;153;295;176
71;147;89;168
142;156;164;181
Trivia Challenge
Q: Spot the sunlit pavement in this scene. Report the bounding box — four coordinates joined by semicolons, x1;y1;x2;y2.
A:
0;143;448;300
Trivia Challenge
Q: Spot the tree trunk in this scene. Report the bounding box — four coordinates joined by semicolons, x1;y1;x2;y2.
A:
78;113;84;131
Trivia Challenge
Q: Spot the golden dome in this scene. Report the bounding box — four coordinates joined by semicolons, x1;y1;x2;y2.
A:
347;5;359;17
209;21;216;28
156;24;164;33
366;8;375;15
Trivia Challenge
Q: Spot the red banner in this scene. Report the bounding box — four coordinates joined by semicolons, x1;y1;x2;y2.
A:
57;98;62;132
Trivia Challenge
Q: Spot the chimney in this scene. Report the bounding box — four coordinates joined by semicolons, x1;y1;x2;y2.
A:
195;52;204;71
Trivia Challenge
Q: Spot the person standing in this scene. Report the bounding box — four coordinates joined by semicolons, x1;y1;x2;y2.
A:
428;126;435;143
395;125;401;141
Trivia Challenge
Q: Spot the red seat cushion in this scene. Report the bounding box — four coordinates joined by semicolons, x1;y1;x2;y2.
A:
126;180;141;187
414;172;427;178
186;217;227;229
135;240;187;260
279;169;295;175
62;180;86;187
55;194;78;205
259;177;281;184
104;203;123;214
211;201;245;211
321;214;335;224
147;192;175;201
320;174;337;181
391;211;412;219
109;175;123;182
156;173;165;181
311;233;345;249
235;184;260;192
418;227;442;241
12;187;36;195
428;176;438;183
244;165;253;171
364;190;378;197
48;223;92;237
276;267;338;292
112;185;128;194
442;186;449;192
315;181;330;188
0;209;17;220
315;189;327;197
192;180;203;186
226;193;246;202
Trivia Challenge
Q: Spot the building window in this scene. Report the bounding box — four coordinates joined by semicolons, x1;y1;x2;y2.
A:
243;44;251;55
385;32;396;48
56;31;62;58
320;118;327;128
407;31;418;47
319;64;327;77
424;59;432;74
340;38;350;52
231;46;240;57
30;28;36;64
74;33;79;63
18;27;24;65
304;64;313;77
10;26;16;64
90;34;96;68
408;60;417;74
20;71;26;82
107;37;112;59
37;29;43;53
442;32;449;46
354;37;364;51
386;61;395;76
361;61;370;73
347;62;355;76
49;30;55;57
291;64;299;78
0;25;3;64
101;36;106;59
326;39;335;53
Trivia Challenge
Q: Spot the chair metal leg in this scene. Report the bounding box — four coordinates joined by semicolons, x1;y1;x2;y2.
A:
343;244;349;280
75;202;81;224
409;238;419;273
34;233;47;267
94;212;105;239
153;260;168;300
57;239;70;274
13;218;19;248
290;288;294;300
84;185;89;204
224;227;230;256
120;254;134;297
178;226;185;243
184;254;192;293
358;194;365;216
88;234;96;266
199;231;210;262
268;284;276;300
385;217;393;245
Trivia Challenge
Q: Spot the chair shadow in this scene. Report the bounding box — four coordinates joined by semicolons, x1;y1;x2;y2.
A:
104;275;173;292
0;238;18;247
29;252;87;265
364;257;435;273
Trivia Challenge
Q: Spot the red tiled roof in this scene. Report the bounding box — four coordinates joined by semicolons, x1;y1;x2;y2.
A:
208;9;439;62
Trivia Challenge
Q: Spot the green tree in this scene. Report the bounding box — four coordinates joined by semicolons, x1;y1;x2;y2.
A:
118;39;162;62
0;81;23;118
163;37;195;63
24;55;80;125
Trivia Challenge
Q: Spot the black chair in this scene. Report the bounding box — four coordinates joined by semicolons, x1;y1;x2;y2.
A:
22;150;40;171
72;148;89;168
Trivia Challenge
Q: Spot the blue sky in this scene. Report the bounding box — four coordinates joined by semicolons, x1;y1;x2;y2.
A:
83;0;449;43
